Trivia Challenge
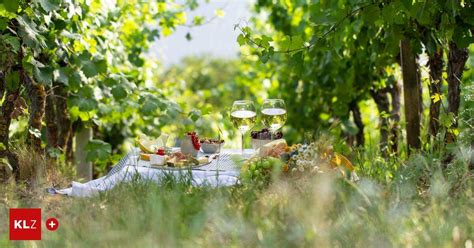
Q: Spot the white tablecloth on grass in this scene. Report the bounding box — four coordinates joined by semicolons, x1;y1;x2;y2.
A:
57;149;252;197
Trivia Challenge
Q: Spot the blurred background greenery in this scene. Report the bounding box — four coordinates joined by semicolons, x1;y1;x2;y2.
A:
0;0;472;179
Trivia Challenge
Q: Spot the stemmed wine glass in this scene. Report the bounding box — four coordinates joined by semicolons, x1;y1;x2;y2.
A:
230;100;256;155
261;99;287;140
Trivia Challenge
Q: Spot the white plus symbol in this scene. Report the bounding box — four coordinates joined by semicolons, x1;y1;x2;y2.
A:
48;220;56;228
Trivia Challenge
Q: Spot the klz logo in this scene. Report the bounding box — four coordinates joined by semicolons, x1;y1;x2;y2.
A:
9;208;42;240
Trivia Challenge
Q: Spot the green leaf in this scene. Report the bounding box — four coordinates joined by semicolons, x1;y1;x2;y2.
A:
5;71;19;90
277;36;304;52
341;119;359;135
38;0;61;12
111;85;128;100
81;63;95;78
260;48;274;64
85;139;111;162
242;26;251;35
139;95;164;115
460;7;474;26
68;70;82;90
70;86;98;111
71;97;98;112
185;32;192;41
401;0;412;9
439;112;455;128
411;2;431;25
2;0;19;13
362;5;380;24
94;58;107;74
452;26;473;48
34;66;53;85
188;109;201;122
0;18;7;31
237;34;246;46
193;16;204;25
76;51;105;78
128;53;144;67
141;100;158;115
255;35;272;49
16;16;45;49
55;67;69;85
3;35;20;53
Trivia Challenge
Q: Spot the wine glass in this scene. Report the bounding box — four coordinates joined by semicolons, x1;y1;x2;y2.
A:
230;100;256;155
261;99;287;139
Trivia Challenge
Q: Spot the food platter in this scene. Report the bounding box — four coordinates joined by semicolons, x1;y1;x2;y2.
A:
140;154;216;170
136;132;228;171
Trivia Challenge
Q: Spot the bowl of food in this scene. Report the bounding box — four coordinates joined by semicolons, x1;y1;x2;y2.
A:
250;128;283;150
200;138;224;154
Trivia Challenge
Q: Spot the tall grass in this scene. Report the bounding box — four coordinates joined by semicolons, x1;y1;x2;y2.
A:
1;139;472;248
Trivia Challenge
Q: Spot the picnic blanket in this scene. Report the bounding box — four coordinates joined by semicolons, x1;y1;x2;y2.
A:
53;149;251;197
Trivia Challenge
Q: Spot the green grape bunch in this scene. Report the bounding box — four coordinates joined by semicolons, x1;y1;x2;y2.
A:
240;157;283;185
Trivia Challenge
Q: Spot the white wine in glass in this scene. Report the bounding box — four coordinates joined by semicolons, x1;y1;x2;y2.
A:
261;99;287;139
231;100;256;155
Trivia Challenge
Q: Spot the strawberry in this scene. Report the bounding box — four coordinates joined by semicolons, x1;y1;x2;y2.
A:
156;148;165;156
187;132;200;150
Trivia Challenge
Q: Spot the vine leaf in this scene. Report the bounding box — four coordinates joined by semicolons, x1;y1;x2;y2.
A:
188;109;202;122
2;35;20;53
237;34;246;46
111;85;128;100
34;66;54;85
85;139;112;162
1;0;19;13
5;71;20;90
38;0;61;12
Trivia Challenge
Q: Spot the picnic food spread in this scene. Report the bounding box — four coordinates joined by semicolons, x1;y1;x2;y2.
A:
137;133;209;168
241;139;355;184
136;129;354;182
135;99;354;179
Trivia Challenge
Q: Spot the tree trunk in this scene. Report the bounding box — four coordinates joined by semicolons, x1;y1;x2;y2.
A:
45;87;58;148
388;81;401;154
54;83;72;150
400;39;422;153
350;101;364;147
0;72;20;179
66;120;81;162
446;42;468;143
370;89;390;155
23;71;46;153
427;49;444;139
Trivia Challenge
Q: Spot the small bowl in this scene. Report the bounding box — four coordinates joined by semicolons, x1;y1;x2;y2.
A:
251;139;273;150
201;142;224;154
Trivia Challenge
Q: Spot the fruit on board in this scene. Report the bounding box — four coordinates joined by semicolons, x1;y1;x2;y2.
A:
140;153;151;161
136;134;169;153
156;148;165;156
137;138;154;153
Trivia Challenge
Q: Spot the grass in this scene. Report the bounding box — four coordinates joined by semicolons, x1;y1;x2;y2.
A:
0;140;472;247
